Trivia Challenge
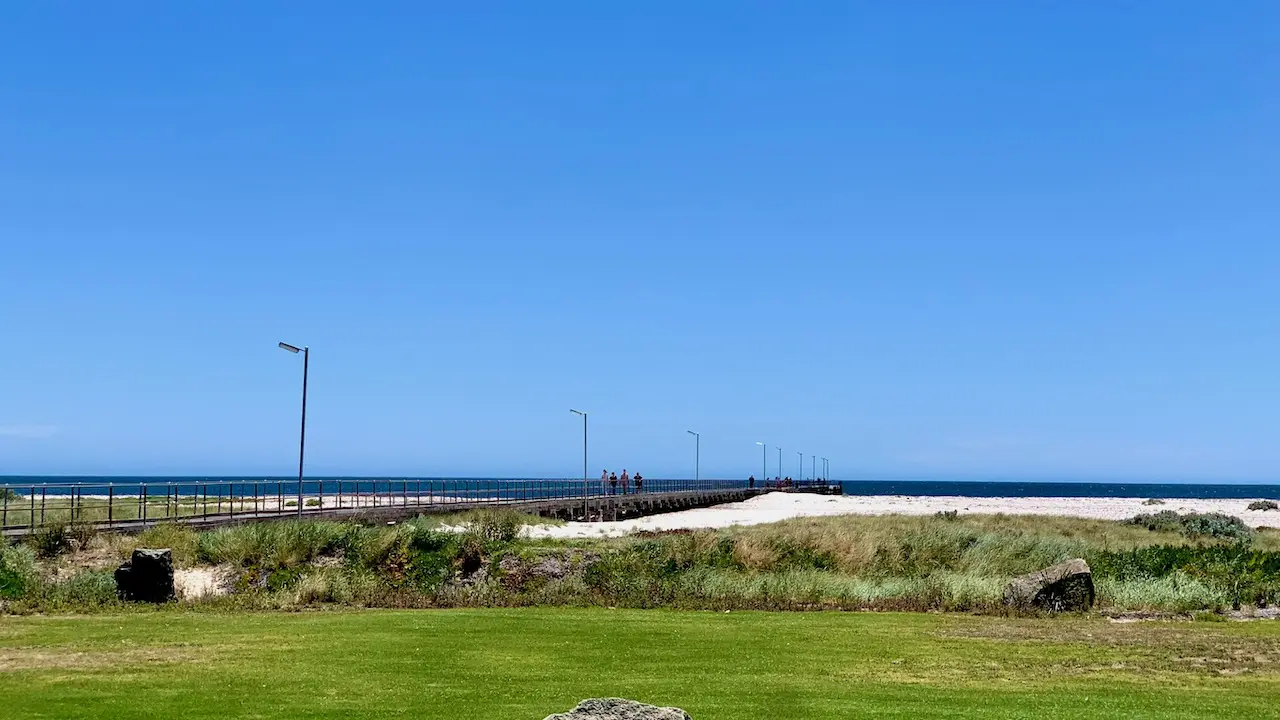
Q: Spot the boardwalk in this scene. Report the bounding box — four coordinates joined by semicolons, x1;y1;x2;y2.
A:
0;477;838;537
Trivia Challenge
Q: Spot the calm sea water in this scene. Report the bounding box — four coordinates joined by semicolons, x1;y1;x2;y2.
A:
1;476;1278;499
838;480;1280;499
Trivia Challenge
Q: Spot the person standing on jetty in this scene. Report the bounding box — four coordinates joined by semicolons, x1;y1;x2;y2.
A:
633;472;643;493
601;469;610;494
608;471;618;494
620;469;629;495
748;475;756;489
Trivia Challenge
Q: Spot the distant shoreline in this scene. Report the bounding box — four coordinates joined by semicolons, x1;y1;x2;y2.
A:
4;476;1280;500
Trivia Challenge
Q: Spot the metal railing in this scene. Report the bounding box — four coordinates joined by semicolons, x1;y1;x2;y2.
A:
0;477;811;534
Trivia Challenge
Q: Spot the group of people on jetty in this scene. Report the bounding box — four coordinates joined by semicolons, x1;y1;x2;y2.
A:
747;476;799;489
598;471;800;494
601;469;644;494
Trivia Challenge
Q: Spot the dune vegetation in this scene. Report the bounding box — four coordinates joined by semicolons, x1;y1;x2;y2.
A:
5;508;1280;616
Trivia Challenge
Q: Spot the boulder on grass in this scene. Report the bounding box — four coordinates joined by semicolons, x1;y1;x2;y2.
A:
1003;558;1094;612
544;698;691;720
115;548;175;603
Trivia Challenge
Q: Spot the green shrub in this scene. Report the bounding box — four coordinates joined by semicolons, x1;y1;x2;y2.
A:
471;509;521;543
27;523;96;558
1096;573;1226;613
1090;542;1280;610
41;571;119;609
1124;511;1253;541
135;524;200;566
1248;500;1279;512
1142;498;1165;506
0;488;22;502
304;499;321;507
0;544;39;599
196;521;349;569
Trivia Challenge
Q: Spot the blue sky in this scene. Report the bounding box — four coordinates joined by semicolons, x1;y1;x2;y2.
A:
2;2;1278;480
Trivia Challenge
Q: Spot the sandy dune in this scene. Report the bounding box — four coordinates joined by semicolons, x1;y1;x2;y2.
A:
523;491;1280;539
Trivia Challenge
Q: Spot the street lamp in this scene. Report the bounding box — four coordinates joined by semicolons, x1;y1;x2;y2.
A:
811;455;816;482
755;442;766;484
821;457;828;483
797;451;802;481
687;430;700;488
777;447;782;480
569;410;587;520
278;342;308;517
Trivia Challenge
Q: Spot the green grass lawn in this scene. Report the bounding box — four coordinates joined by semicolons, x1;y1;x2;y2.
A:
2;609;1278;719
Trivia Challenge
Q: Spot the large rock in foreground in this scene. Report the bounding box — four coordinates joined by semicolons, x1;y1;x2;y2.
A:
1003;558;1094;612
115;548;175;603
544;698;691;720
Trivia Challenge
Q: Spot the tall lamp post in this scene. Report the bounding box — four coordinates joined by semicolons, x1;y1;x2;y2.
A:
687;430;700;489
277;342;308;517
755;442;766;484
811;455;816;482
821;457;828;482
777;447;782;480
797;451;802;481
569;409;588;520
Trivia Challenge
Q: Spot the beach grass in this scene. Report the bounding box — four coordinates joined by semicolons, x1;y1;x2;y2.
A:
9;509;1280;614
1;609;1277;719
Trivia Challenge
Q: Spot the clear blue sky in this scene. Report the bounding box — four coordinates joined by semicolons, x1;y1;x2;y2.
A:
3;2;1278;481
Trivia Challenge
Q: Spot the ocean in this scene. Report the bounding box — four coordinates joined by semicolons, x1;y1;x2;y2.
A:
837;480;1280;499
1;476;1278;499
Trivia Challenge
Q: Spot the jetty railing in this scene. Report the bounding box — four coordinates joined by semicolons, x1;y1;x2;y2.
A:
0;477;834;533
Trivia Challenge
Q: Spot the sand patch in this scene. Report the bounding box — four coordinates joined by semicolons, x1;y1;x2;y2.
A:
175;566;234;600
522;492;1280;539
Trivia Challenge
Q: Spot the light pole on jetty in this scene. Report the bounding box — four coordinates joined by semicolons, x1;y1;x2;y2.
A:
797;451;802;481
811;455;816;482
687;431;700;488
278;342;308;517
777;447;782;480
822;457;828;482
570;410;588;520
755;442;766;485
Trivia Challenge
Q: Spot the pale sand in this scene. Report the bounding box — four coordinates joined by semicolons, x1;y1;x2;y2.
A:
522;492;1280;539
174;566;233;600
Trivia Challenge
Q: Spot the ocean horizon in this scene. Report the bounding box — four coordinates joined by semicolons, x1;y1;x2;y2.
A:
2;475;1279;500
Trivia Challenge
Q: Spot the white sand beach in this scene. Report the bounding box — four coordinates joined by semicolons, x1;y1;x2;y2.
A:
524;491;1280;539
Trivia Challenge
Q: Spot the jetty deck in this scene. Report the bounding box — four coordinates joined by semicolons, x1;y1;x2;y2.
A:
0;478;841;537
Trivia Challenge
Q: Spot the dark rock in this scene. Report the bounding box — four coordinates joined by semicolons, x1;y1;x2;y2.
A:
1003;558;1094;612
544;698;690;720
115;548;175;603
